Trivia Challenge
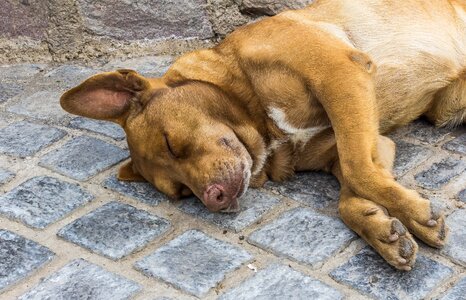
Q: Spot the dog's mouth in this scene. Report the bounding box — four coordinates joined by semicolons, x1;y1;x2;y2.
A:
220;168;251;213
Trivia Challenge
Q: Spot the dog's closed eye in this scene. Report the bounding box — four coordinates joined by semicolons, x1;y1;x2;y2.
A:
164;133;179;158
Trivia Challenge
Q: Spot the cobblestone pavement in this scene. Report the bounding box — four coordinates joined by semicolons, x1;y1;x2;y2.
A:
0;57;465;300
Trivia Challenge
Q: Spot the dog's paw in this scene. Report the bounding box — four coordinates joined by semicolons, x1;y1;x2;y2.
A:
395;200;448;248
364;217;418;271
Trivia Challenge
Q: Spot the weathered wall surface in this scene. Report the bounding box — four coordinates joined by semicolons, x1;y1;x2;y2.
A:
0;0;313;63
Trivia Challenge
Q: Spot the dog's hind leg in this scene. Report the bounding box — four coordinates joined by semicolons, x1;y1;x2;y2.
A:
425;75;466;127
332;136;418;271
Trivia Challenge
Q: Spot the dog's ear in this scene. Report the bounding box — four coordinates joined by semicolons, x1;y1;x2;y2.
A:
60;69;151;125
117;160;146;182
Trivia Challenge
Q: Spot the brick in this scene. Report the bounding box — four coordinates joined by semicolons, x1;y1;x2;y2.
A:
219;264;343;300
39;136;128;181
77;0;214;40
329;246;453;300
39;65;99;88
0;82;23;103
69;117;126;140
443;133;466;155
103;56;174;78
178;189;281;232
266;171;340;211
18;259;141;300
0;168;14;185
439;276;466;300
414;158;466;190
459;189;466;202
0;230;54;291
405;119;450;144
102;175;168;206
393;140;433;176
0;176;93;229
442;209;466;266
0;121;66;158
0;1;48;39
134;230;252;297
248;208;356;267
58;201;170;260
7;90;70;122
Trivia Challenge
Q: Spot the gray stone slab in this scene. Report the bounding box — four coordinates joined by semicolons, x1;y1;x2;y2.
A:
394;140;433;177
248;208;356;267
177;189;281;232
0;168;14;185
0;230;54;291
442;209;466;266
329;246;453;300
0;82;23;103
58;201;170;260
7;90;70;122
439;276;466;300
0;1;48;39
0;121;66;158
18;259;141;300
219;263;343;300
134;230;252;297
39;136;128;181
240;0;312;16
0;64;46;82
266;171;340;211
0;176;94;229
103;56;174;78
459;189;466;202
414;158;466;190
77;0;214;40
39;65;99;88
443;133;466;155
405;119;450;144
69;117;126;140
102;175;168;206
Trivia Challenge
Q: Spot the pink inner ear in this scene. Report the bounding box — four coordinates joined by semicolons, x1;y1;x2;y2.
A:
71;88;133;120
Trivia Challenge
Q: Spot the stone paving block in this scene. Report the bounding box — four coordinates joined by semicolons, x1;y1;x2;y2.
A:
248;208;356;267
39;65;98;88
266;171;340;210
0;230;54;291
7;90;70;122
0;167;14;185
405;119;450;144
439;276;466;300
102;175;168;206
77;0;214;40
39;136;129;181
459;189;466;202
103;56;174;78
329;246;453;300
0;176;94;229
0;1;48;39
0;121;66;158
58;201;171;260
0;82;23;103
414;157;466;189
134;230;252;297
394;140;433;176
0;64;46;82
443;133;466;155
442;209;466;266
178;189;281;232
69;117;126;140
219;264;343;300
18;259;141;300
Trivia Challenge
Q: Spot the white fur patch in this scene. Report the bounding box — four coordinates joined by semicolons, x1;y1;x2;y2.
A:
267;107;330;145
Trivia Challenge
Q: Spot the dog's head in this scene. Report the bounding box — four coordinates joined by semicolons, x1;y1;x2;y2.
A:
61;69;265;212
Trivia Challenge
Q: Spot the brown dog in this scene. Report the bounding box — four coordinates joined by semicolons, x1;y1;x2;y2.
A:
60;0;466;270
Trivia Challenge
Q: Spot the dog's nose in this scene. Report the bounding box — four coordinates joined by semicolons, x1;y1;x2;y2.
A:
203;184;231;211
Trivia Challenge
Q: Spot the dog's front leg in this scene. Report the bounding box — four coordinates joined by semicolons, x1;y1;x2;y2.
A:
315;59;447;249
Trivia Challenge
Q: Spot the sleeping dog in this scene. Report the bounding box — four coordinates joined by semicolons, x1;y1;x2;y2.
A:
60;0;466;270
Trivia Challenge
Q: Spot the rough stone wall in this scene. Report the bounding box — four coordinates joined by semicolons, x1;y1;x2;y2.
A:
0;0;313;63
